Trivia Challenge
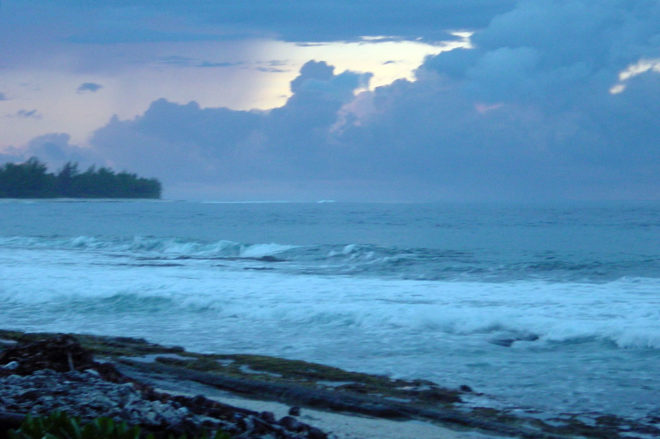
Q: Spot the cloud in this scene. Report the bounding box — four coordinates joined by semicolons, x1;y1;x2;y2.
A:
158;56;241;68
0;133;98;171
610;58;660;94
198;61;242;68
77;82;103;93
190;0;517;42
256;67;288;73
158;56;196;66
0;92;7;101
3;1;517;47
256;60;290;72
351;0;660;199
87;61;370;190
8;0;660;201
8;109;41;119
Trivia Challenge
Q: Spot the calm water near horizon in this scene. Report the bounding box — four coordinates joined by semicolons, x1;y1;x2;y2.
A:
1;199;659;421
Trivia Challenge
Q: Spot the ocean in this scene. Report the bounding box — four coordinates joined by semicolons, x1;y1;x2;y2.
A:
1;199;658;422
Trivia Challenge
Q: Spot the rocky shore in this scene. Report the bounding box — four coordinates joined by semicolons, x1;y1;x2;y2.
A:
1;330;658;439
0;334;325;439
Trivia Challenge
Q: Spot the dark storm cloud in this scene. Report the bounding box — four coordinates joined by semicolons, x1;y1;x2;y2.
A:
74;0;659;201
3;0;516;46
345;0;660;199
182;0;518;42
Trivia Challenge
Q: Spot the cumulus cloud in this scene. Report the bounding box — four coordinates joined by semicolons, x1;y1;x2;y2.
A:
88;61;370;195
0;133;98;172
8;0;660;201
77;82;103;93
350;0;660;199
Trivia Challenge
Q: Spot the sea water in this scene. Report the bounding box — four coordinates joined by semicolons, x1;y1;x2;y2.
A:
1;200;658;421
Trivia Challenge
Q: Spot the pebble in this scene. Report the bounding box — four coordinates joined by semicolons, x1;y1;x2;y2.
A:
0;369;192;427
1;361;19;370
0;335;329;439
0;368;327;439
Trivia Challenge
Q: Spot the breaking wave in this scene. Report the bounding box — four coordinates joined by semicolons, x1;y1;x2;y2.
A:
1;235;657;282
0;236;296;261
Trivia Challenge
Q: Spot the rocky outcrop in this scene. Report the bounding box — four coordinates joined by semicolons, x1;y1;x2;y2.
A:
0;336;327;439
2;330;659;439
0;334;94;374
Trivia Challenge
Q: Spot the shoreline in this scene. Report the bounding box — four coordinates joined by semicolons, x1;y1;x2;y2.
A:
1;329;657;439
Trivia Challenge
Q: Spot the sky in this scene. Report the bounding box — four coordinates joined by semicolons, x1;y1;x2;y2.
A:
0;0;658;201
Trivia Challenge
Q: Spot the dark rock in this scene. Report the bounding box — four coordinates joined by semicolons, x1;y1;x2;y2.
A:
0;336;332;439
236;415;252;431
0;335;94;374
420;388;462;404
489;338;516;347
280;416;303;432
307;426;328;439
459;385;473;393
191;394;211;408
16;389;41;401
251;416;276;435
259;411;276;423
288;406;301;416
0;411;25;435
336;382;369;393
489;333;539;347
256;255;284;262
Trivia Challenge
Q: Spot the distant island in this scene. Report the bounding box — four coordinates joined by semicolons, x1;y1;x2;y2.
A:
0;157;161;199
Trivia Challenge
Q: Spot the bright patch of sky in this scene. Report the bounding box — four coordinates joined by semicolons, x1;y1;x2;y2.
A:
0;34;468;149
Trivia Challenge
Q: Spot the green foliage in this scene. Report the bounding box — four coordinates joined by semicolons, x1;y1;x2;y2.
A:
9;413;141;439
9;412;232;439
0;157;161;198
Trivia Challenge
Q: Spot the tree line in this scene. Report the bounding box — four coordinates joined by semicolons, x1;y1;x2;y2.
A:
0;157;161;199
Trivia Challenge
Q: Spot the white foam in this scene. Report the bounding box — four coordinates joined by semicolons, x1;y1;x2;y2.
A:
3;247;658;349
240;243;297;258
2;242;659;417
342;244;357;254
0;235;299;260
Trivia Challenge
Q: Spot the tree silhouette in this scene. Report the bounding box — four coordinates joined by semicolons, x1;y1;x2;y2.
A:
0;158;161;199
